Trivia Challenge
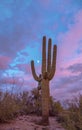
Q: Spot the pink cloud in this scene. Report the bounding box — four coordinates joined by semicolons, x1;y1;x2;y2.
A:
58;10;82;64
55;56;82;79
0;55;11;69
55;10;82;80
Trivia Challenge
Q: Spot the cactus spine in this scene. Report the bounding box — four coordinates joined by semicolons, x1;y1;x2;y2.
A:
31;36;57;125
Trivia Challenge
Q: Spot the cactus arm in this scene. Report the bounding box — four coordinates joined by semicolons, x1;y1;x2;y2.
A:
48;45;57;80
42;36;46;75
47;38;52;73
31;60;40;81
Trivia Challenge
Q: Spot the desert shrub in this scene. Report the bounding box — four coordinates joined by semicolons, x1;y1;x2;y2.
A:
0;89;42;120
0;92;20;122
57;95;82;130
58;111;82;130
0;89;42;122
79;95;82;114
57;111;76;130
49;96;64;116
18;91;34;115
53;101;64;116
30;88;42;115
0;91;33;122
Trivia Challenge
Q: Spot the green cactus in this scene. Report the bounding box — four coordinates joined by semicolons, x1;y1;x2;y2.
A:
31;36;57;125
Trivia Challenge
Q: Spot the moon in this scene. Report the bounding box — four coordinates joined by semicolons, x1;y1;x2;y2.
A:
37;60;40;63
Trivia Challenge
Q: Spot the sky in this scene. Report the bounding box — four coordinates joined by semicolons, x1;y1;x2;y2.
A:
0;0;82;101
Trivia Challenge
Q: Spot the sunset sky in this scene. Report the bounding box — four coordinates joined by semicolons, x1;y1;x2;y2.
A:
0;0;82;101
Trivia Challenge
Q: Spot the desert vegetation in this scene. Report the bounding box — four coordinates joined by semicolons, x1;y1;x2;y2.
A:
0;88;40;123
57;95;82;130
0;87;82;130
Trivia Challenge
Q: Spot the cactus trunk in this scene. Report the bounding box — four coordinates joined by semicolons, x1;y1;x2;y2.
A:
31;36;57;125
41;79;50;124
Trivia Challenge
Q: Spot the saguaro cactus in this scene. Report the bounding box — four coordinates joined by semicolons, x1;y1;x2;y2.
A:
31;36;57;125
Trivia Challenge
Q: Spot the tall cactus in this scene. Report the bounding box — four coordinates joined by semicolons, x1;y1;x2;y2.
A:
31;36;57;125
